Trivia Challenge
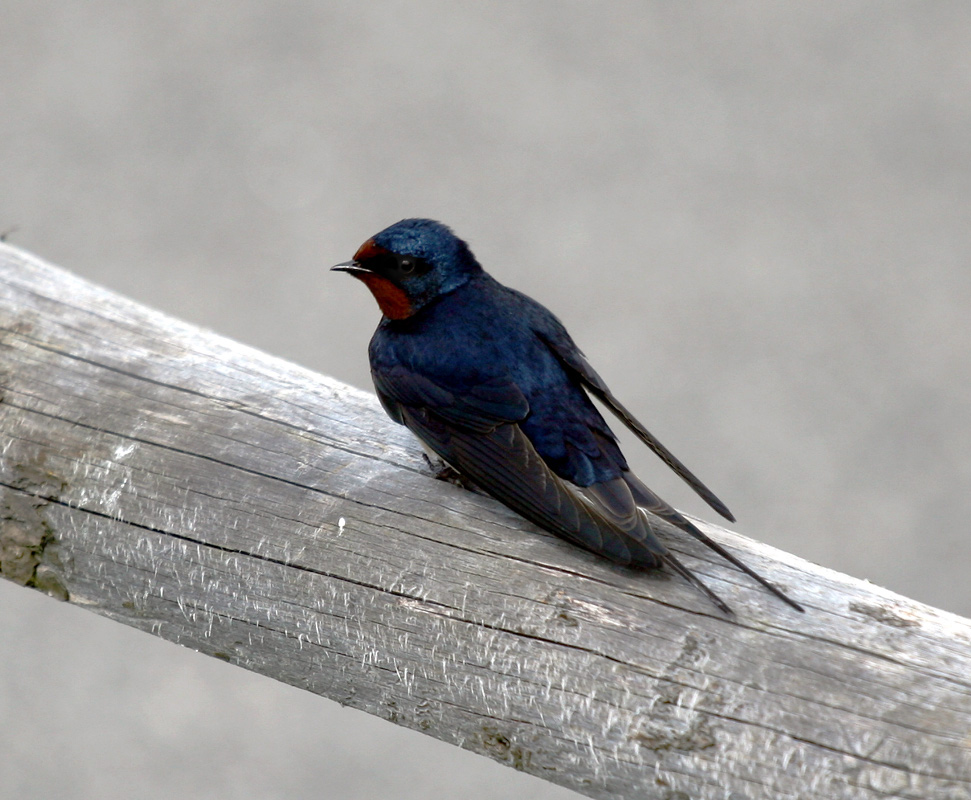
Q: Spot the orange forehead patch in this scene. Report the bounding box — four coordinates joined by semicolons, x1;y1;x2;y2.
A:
353;238;388;262
354;272;414;320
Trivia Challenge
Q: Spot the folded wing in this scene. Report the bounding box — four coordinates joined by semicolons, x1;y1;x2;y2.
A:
374;362;742;613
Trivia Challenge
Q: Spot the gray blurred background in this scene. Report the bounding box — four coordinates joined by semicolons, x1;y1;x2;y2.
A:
1;3;969;799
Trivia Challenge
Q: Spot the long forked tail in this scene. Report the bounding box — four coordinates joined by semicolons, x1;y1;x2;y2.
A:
627;473;804;613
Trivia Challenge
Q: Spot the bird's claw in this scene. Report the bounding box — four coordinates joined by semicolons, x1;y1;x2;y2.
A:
422;453;481;492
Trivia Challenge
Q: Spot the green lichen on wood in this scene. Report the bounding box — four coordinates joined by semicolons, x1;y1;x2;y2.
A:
0;461;69;601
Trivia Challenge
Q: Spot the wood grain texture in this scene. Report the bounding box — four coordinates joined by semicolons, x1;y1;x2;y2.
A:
1;243;969;800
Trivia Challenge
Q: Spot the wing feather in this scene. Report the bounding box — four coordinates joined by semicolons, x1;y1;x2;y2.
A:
401;406;657;565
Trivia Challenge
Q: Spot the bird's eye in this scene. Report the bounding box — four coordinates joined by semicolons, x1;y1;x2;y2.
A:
399;258;416;275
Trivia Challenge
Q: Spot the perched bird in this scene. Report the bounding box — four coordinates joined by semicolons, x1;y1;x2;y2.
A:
333;219;802;614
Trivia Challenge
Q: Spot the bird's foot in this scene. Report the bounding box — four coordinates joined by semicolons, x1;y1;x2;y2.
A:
423;454;481;492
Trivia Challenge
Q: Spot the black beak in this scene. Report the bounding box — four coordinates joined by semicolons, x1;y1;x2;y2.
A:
331;260;372;275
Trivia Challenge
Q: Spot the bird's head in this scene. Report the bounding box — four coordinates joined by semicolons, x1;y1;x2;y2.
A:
332;218;482;320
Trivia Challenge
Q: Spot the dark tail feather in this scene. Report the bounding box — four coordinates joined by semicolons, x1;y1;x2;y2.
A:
627;473;804;612
674;518;805;613
660;551;734;616
537;332;736;521
583;376;736;521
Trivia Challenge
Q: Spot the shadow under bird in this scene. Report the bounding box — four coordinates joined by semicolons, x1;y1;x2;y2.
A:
333;218;802;615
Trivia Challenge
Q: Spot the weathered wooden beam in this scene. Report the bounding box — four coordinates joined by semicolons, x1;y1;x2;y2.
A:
1;242;969;800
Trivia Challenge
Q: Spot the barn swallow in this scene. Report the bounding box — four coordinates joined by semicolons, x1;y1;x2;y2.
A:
333;219;802;614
